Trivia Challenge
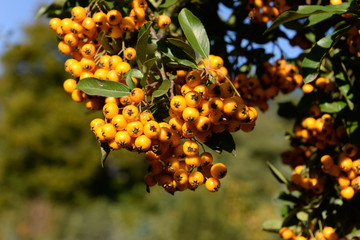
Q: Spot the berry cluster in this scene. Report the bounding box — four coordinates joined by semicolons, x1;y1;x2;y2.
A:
279;75;358;202
49;2;257;194
289;165;325;194
293;113;346;150
247;0;290;24
321;143;360;200
49;2;171;108
279;226;354;240
302;77;336;94
232;59;302;111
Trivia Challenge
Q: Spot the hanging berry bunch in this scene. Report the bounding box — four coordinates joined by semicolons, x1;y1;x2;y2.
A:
48;0;257;194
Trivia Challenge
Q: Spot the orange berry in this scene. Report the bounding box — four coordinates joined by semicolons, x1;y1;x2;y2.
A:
63;79;77;93
205;177;221;192
130;88;145;103
340;186;355;200
157;15;171;29
210;163;228;179
124;47;136;61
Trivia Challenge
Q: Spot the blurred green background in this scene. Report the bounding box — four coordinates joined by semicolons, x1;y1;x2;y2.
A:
0;4;300;240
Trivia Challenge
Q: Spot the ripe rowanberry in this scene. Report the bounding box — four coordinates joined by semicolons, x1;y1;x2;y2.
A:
115;131;132;147
183;140;199;156
101;123;117;141
188;171;205;188
157;15;171;29
185;91;201;108
205;177;221;192
103;102;119;120
170;95;187;112
90;118;105;133
123;105;139;121
211;163;228;179
144;121;161;139
124;47;137;61
130;88;144;103
182;107;200;123
107;9;122;25
71;6;87;23
63;79;77;93
126;121;144;138
111;114;127;131
135;135;152;152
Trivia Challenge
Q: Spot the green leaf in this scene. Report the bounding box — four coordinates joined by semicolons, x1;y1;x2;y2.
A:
320;101;347;113
125;69;143;89
158;41;198;68
38;0;71;18
334;62;355;110
98;31;115;54
346;120;359;136
281;205;292;217
265;3;350;33
267;161;289;185
178;8;210;60
302;25;351;84
153;79;170;98
278;192;301;203
140;58;157;87
36;6;49;19
104;1;114;9
305;12;340;28
148;0;163;8
159;0;178;9
136;22;152;68
76;78;130;97
151;101;170;121
205;131;236;156
100;142;111;167
167;38;196;61
262;219;282;233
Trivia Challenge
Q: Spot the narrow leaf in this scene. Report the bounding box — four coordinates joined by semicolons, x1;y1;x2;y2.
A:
136;22;152;68
51;0;68;7
178;8;210;59
77;78;130;97
265;3;350;33
159;0;178;9
278;192;301;203
320;101;347;113
98;31;115;54
36;6;49;19
302;26;350;84
347;121;358;135
125;69;143;89
100;142;111;167
153;79;170;97
140;58;157;87
267;161;289;184
338;62;354;110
